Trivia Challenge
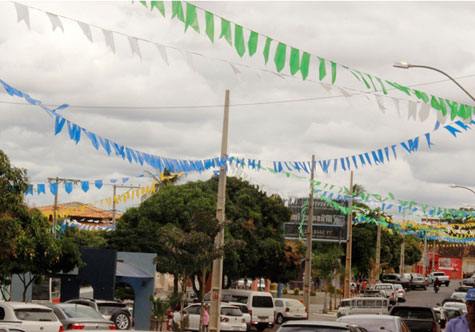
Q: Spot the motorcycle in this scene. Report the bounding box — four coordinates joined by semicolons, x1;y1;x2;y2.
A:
434;285;439;293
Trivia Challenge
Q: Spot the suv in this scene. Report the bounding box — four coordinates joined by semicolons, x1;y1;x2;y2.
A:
65;298;132;330
380;273;410;289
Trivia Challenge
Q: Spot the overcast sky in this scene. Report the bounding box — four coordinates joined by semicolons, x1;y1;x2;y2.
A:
1;1;475;219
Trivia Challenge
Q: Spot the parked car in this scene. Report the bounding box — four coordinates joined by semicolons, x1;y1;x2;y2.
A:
225;302;251;330
409;274;427;290
43;303;117;330
426;272;450;287
65;298;131;330
443;301;467;314
174;303;246;332
393;284;406;302
0;302;62;332
380;273;410;289
273;298;306;324
361;290;385;298
433;306;462;324
338;314;410;332
372;283;397;305
389;305;441;332
462;276;475;286
455;285;473;292
336;297;389;318
277;320;366;332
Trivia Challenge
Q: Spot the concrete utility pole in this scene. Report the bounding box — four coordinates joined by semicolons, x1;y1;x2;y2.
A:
303;154;315;318
376;222;381;277
422;231;427;277
344;171;354;298
432;239;436;272
47;177;80;237
111;184;140;224
209;90;230;332
400;210;406;278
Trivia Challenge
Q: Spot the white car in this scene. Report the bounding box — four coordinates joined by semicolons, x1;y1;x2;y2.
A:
0;302;62;332
393;284;406;302
273;298;306;324
338;314;410;332
451;292;467;302
225;302;251;330
174;303;246;331
0;326;26;332
443;301;467;314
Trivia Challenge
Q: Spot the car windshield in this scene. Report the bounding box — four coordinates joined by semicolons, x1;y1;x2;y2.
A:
278;326;349;332
252;296;273;308
97;303;125;315
451;293;465;299
338;317;395;332
61;305;104;319
14;309;57;321
221;307;242;316
444;303;467;311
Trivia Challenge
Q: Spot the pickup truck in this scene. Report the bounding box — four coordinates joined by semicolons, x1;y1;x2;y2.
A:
372;283;397;305
390;305;441;332
426;271;450;286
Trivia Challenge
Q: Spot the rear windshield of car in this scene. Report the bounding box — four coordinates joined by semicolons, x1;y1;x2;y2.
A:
278;326;349;332
375;285;391;289
355;299;385;307
252;296;273;308
434;273;445;276
62;305;104;319
391;307;434;319
237;305;249;313
14;309;57;321
285;300;305;308
339;316;395;331
221;307;242;316
97;303;126;316
340;301;351;307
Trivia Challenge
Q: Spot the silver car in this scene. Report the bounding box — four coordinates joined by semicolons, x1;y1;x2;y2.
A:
44;303;116;330
338;314;410;332
393;284;406;302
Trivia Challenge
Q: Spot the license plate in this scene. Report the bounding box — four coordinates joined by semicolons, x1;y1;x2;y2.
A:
259;317;267;322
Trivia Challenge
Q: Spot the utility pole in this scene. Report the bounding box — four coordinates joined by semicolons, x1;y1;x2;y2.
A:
400;210;406;278
422;231;427;277
432;239;436;272
376;222;381;278
344;171;354;298
303;154;315;318
47;177;80;237
111;184;140;224
209;90;230;332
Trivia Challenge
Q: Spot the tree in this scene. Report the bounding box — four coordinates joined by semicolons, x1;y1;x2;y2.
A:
61;226;107;248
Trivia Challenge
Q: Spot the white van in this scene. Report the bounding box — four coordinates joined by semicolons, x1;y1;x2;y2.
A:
220;290;274;331
336;297;389;318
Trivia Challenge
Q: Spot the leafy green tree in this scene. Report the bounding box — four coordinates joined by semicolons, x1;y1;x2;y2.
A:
61;226;107;248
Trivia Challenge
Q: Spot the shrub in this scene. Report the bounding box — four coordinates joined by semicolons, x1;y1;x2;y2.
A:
293;288;300;295
282;288;288;294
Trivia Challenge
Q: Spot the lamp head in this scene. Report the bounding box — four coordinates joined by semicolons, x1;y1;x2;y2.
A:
393;61;411;69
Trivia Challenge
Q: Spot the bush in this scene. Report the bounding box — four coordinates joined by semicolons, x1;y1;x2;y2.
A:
310;290;316;296
282;288;288;294
293;288;300;295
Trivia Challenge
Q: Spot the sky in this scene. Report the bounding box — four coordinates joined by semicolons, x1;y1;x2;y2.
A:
1;1;475;220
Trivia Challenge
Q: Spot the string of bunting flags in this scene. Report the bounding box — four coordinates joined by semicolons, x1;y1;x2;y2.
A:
2;78;474;177
136;1;475;123
9;2;474;125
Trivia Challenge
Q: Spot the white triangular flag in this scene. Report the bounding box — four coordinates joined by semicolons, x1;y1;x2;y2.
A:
407;101;418;120
436;109;447;125
419;103;431;122
46;12;64;32
375;95;386;113
14;3;30;29
179;50;194;71
229;63;241;75
78;21;93;42
392;97;401;117
339;87;352;98
127;36;142;60
154;44;169;65
102;29;115;54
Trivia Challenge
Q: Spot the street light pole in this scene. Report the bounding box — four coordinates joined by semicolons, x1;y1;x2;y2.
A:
450;184;475;195
393;61;475;103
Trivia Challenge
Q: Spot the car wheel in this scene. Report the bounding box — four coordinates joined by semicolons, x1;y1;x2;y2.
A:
423;286;427;290
256;326;266;332
446;282;450;287
276;314;284;325
112;311;131;330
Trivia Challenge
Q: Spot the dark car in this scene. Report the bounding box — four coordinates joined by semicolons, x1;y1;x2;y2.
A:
44;303;116;330
390;306;440;332
65;298;132;330
380;274;410;290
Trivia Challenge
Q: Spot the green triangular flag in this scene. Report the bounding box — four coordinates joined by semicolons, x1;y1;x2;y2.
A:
234;25;245;57
185;3;200;33
376;77;388;95
289;47;300;75
300;52;310;80
388;192;395;200
331;61;337;84
263;37;272;64
430;95;441;110
366;74;377;91
248;31;258;56
205;11;214;42
220;18;232;45
150;1;165;17
140;1;148;8
172;1;185;22
274;43;286;72
318;57;326;81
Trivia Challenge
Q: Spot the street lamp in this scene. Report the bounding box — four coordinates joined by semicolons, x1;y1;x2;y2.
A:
449;184;475;195
393;61;475;103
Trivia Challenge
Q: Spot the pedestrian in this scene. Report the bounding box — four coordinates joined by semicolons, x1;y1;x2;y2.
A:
202;304;209;332
356;280;361;294
445;288;475;331
362;280;368;292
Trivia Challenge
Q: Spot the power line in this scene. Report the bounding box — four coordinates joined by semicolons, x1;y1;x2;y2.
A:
1;74;474;111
